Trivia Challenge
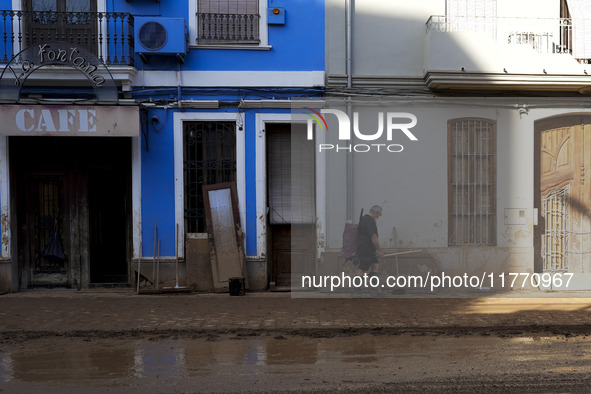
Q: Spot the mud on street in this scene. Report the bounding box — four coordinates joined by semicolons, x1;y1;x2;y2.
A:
2;291;591;392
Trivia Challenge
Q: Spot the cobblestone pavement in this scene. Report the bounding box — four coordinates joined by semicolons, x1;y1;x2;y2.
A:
1;289;591;336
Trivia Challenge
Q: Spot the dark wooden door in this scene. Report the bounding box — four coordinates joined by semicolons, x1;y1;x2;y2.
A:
270;224;316;287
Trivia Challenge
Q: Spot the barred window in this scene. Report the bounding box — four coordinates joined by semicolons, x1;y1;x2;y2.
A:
448;118;496;245
197;0;260;44
183;121;236;233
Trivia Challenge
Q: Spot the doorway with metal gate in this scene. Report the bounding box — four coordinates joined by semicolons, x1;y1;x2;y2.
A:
11;136;131;289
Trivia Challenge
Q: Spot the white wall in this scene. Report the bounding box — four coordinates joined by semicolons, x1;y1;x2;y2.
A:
321;97;591;273
326;0;444;77
327;0;577;78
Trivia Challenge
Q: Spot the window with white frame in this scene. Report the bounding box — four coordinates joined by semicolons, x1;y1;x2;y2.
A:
448;118;496;246
196;0;261;45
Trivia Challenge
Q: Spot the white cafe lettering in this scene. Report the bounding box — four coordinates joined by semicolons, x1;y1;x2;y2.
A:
15;108;97;132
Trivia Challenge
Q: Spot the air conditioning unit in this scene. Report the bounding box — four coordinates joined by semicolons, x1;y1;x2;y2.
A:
135;17;188;62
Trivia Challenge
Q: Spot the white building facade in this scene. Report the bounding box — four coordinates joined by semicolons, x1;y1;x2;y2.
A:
314;0;591;292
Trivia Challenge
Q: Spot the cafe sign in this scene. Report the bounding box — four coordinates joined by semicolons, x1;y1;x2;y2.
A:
0;105;139;137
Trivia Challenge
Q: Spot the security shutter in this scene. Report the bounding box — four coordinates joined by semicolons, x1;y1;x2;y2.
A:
267;124;315;225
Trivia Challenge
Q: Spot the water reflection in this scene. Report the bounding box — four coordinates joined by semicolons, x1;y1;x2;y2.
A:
0;334;582;383
134;340;186;378
0;354;13;382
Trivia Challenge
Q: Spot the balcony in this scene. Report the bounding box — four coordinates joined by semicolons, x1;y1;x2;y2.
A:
424;16;591;93
0;10;134;66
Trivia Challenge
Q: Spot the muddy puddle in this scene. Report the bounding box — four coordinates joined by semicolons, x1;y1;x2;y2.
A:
1;333;590;392
0;334;591;382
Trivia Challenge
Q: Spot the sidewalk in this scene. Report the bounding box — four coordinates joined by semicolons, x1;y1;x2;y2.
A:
1;289;591;337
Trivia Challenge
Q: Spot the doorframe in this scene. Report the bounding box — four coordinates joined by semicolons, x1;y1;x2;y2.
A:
173;111;246;259
0;136;10;261
0;136;15;291
534;113;591;274
255;113;326;263
0;116;136;293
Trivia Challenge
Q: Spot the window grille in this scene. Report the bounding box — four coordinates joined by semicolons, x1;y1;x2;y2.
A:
197;0;260;44
448;119;496;245
542;185;569;271
183;121;236;233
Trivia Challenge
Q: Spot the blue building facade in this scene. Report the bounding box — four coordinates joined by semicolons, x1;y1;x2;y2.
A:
0;0;324;292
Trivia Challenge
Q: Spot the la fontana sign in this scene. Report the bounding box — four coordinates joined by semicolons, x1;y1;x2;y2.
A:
0;42;118;103
0;105;138;136
6;44;106;87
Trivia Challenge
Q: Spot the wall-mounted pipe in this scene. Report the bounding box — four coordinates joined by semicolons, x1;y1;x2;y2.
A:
346;0;354;221
346;0;352;89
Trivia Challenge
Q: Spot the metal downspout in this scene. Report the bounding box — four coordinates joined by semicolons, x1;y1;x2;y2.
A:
346;0;352;89
346;0;354;221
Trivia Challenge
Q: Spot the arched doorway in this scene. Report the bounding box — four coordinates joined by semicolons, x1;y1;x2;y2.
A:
534;114;591;289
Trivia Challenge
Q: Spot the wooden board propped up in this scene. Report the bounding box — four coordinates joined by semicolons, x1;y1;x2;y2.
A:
203;182;247;292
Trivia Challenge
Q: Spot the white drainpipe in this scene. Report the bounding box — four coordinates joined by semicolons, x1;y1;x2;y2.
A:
345;0;354;221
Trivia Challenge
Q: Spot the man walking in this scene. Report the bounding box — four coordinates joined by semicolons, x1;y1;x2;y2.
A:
356;205;384;281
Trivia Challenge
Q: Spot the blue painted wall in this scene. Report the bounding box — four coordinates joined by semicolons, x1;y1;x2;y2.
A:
140;107;176;257
108;0;324;72
131;0;325;258
109;0;162;16
138;105;298;257
0;0;324;287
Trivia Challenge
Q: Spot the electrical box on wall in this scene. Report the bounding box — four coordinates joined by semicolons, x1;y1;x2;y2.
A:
504;208;528;225
268;7;285;24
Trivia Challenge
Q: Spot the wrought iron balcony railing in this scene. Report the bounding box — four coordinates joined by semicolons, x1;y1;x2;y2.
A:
426;16;580;61
0;10;134;66
198;13;260;44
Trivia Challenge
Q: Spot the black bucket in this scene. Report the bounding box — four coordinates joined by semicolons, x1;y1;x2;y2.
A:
229;277;245;296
